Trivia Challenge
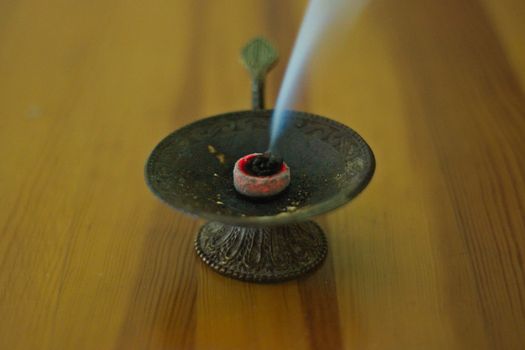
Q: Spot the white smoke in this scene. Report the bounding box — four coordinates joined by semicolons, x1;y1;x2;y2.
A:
269;0;368;152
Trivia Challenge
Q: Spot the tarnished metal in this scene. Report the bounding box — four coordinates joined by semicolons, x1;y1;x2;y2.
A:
145;110;374;226
144;37;375;282
196;221;327;282
241;38;278;110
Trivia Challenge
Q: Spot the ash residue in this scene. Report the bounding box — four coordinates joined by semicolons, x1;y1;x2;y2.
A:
207;145;226;164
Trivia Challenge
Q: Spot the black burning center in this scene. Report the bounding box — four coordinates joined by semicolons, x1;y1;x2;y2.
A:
246;152;282;176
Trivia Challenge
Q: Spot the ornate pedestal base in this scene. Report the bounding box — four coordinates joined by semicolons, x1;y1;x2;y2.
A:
195;221;327;283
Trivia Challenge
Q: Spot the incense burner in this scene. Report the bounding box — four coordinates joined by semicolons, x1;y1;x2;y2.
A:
145;38;375;282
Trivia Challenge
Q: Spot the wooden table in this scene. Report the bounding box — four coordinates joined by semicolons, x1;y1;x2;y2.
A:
1;0;524;349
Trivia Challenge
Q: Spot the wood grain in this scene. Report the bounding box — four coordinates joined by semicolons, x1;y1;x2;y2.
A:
0;0;524;349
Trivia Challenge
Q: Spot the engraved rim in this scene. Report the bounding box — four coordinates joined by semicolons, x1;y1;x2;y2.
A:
145;109;375;226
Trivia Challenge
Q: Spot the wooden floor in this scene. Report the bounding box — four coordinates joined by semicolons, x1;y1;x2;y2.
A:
1;0;524;349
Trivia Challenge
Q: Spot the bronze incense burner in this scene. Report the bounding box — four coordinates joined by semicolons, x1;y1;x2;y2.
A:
145;38;375;282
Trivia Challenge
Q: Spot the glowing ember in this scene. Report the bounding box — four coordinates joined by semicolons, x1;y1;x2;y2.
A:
233;153;290;198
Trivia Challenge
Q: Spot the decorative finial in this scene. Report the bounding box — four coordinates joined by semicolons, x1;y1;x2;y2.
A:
241;37;278;80
241;38;278;110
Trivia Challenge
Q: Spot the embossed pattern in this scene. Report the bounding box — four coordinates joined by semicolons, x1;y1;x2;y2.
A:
195;221;327;282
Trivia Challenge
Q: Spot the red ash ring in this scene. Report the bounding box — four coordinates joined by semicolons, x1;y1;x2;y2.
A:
233;153;290;197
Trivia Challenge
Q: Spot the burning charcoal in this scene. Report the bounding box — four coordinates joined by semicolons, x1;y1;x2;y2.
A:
233;152;290;198
246;152;283;176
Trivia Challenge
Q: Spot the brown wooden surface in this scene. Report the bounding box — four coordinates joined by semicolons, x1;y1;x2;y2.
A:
1;0;524;349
